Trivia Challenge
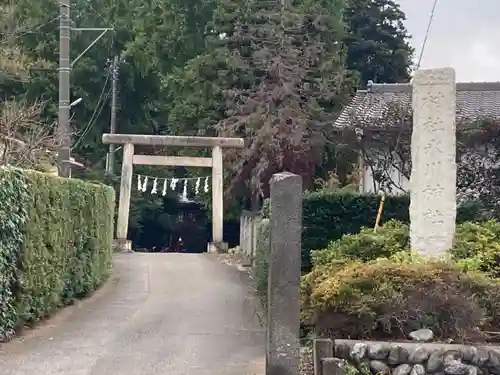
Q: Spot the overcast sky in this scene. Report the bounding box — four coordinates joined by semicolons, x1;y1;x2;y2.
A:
398;0;500;82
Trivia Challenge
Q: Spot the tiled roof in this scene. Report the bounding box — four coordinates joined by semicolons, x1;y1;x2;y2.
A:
334;81;500;129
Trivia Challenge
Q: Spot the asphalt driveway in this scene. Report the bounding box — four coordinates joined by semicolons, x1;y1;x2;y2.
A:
0;253;265;375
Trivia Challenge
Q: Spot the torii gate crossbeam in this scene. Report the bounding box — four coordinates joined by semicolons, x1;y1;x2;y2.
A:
102;134;245;252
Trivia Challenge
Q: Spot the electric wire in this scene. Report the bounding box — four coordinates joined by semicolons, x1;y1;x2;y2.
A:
0;15;61;45
0;14;61;83
81;70;111;133
71;69;112;149
72;87;111;149
416;0;439;70
72;8;115;152
74;0;114;29
86;3;111;27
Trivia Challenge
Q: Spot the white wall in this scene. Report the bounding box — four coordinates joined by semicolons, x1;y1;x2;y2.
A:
360;163;409;195
359;148;409;195
360;144;498;197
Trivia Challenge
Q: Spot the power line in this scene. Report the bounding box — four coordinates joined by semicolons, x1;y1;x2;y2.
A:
72;87;111;149
0;15;61;85
0;15;61;45
85;3;112;27
72;69;112;149
416;0;439;70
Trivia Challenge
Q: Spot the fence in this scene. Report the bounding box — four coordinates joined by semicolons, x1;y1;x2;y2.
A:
239;210;259;266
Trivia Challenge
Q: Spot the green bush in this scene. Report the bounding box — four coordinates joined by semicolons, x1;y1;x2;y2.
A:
264;190;487;270
302;191;409;255
0;167;115;341
450;220;500;277
254;218;270;307
311;218;500;274
311;220;409;267
300;201;500;342
301;257;500;342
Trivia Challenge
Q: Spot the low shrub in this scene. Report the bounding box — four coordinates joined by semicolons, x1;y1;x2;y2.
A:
0;167;115;341
301;191;409;269
311;220;409;267
301;257;500;342
450;220;500;277
311;218;500;275
264;191;487;270
301;204;500;342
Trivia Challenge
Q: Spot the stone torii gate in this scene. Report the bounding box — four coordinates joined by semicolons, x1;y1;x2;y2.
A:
102;134;244;252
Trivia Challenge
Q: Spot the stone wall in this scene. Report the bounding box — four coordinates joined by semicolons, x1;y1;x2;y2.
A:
313;339;500;375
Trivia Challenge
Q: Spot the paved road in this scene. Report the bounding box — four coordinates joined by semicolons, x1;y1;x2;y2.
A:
0;253;265;375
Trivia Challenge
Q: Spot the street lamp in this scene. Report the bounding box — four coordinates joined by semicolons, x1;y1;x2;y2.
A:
70;97;83;108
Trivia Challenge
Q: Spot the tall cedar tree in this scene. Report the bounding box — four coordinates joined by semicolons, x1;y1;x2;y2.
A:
343;0;414;85
210;0;355;199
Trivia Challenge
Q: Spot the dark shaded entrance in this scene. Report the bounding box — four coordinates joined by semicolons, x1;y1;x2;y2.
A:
129;196;208;253
169;200;209;253
128;195;241;252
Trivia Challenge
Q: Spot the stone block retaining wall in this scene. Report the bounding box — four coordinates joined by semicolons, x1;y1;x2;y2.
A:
313;339;500;375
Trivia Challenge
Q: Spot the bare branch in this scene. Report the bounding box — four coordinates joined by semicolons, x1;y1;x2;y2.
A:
0;98;64;170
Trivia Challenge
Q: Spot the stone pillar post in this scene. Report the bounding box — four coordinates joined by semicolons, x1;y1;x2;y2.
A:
239;214;245;253
266;172;302;375
116;142;134;252
245;216;251;257
314;339;334;375
208;145;227;252
250;214;256;261
410;67;457;255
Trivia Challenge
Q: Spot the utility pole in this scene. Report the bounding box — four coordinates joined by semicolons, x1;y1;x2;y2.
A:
107;55;119;174
58;0;71;177
57;1;113;177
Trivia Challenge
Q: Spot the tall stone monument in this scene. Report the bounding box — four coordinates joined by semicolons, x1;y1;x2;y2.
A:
267;172;302;375
410;67;457;255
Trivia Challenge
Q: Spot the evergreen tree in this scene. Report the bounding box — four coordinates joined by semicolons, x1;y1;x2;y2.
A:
209;0;356;199
343;0;414;86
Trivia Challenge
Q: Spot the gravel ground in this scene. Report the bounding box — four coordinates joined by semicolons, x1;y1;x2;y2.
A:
220;252;315;375
300;346;314;375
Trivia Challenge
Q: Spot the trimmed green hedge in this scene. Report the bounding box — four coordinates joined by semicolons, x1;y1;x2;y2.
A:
0;167;115;341
254;218;270;308
0;168;29;341
301;191;409;258
264;191;410;270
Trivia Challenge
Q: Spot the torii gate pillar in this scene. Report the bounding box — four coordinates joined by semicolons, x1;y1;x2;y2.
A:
103;134;245;253
210;145;224;251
